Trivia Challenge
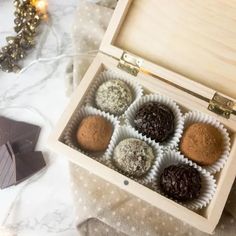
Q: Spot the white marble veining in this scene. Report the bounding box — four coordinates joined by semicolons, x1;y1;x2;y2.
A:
0;0;79;235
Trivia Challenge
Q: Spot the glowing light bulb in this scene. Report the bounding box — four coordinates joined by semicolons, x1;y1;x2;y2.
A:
32;0;48;18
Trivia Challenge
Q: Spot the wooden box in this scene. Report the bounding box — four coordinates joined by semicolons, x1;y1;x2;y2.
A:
48;0;236;233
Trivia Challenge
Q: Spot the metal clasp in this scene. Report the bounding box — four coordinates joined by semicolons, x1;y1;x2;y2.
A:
118;52;142;76
208;93;235;119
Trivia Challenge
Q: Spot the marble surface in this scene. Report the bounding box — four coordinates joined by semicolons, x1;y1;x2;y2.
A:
0;0;79;235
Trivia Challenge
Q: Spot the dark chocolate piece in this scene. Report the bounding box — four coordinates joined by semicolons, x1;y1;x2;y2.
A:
0;143;46;189
0;142;16;189
15;151;46;183
0;117;45;189
134;102;175;142
160;164;201;201
0;116;41;154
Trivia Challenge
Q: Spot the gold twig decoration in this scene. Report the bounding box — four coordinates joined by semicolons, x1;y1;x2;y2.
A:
0;0;47;73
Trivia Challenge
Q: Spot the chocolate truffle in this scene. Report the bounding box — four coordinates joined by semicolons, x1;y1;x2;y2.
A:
76;115;113;152
134;102;175;142
160;164;201;201
113;138;155;177
95;79;133;115
180;123;223;166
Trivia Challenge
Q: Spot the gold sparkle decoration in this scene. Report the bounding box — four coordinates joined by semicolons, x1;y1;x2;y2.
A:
0;0;48;73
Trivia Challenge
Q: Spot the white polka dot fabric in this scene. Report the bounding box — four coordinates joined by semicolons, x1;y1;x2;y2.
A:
70;163;236;236
69;0;236;235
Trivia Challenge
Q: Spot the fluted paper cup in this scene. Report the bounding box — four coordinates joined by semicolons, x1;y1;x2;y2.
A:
181;111;231;174
63;106;119;161
155;150;216;210
85;69;143;117
125;94;184;150
106;126;163;186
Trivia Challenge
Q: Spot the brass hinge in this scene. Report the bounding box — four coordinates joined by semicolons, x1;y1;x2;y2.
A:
118;52;142;76
208;93;235;119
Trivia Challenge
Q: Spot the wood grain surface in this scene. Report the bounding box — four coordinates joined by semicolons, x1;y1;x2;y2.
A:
115;0;236;99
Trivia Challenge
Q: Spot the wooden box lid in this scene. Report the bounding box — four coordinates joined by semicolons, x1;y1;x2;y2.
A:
100;0;236;114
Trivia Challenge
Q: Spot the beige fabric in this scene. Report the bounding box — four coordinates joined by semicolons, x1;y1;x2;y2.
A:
70;164;236;236
69;1;236;235
67;0;114;94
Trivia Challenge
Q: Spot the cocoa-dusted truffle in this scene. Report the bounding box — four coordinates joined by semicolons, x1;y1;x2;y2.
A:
113;138;154;177
134;102;175;142
76;115;113;152
180;123;223;166
160;164;201;201
95;79;133;115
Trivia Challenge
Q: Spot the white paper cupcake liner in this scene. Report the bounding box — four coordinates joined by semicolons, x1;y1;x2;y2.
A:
155;150;216;210
63;106;120;162
181;111;231;174
105;126;163;186
125;94;184;150
85;68;143;117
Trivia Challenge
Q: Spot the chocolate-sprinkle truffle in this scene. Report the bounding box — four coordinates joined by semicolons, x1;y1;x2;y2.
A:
134;102;175;142
113;138;154;177
76;115;113;152
160;164;201;201
95;79;133;115
180;123;224;166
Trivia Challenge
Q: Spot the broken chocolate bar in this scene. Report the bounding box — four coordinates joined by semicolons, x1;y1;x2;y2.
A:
0;142;16;189
15;151;46;183
0;142;46;189
0;116;41;154
0;117;46;189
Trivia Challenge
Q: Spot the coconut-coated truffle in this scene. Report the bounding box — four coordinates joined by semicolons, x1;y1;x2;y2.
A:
113;138;155;177
76;115;113;152
134;102;175;142
180;123;224;166
95;79;133;115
